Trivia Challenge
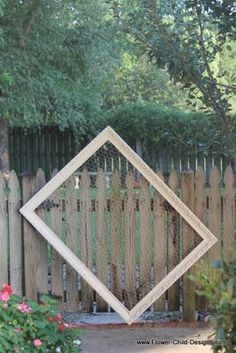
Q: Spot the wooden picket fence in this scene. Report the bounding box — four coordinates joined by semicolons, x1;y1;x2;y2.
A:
0;166;235;321
9;126;231;180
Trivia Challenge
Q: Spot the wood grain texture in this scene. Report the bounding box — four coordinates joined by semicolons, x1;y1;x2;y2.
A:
167;170;179;311
110;171;122;302
22;175;37;300
194;167;207;311
124;172;136;309
35;169;48;295
139;177;151;299
223;165;235;261
0;171;8;287
209;166;221;262
182;171;196;322
153;171;166;311
8;171;22;296
96;169;107;311
50;169;64;309
80;170;93;312
65;175;79;311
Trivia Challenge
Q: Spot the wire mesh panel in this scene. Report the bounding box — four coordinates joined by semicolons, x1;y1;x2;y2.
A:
20;127;216;324
35;142;202;314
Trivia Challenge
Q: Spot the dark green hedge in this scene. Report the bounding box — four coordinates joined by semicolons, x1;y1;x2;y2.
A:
99;102;235;155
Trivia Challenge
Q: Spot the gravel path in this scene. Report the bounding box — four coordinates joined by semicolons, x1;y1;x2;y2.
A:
80;326;214;353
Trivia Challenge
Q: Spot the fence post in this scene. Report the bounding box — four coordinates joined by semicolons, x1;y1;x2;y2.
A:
223;165;235;261
8;171;22;296
182;170;196;321
0;171;8;287
96;169;107;312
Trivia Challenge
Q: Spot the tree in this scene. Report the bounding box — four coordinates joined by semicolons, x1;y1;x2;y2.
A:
119;0;236;164
0;0;120;174
102;52;190;109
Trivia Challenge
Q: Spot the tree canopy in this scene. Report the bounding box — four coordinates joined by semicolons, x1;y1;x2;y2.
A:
0;0;236;167
0;0;121;134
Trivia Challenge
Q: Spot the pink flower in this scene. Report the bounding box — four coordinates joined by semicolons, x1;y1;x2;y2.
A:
33;339;42;347
15;328;22;333
1;284;13;295
57;313;62;321
18;302;33;313
0;291;10;302
58;323;65;332
0;284;13;302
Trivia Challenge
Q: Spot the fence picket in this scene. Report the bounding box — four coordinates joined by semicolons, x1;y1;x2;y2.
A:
194;167;207;310
22;175;37;300
8;171;22;296
80;170;93;312
153;171;166;311
0;172;8;287
182;171;196;321
167;169;180;311
35;169;48;295
139;177;151;299
96;169;107;311
110;171;122;302
1;166;234;319
223;165;235;261
209;166;221;262
65;175;79;311
124;172;136;309
50;169;64;308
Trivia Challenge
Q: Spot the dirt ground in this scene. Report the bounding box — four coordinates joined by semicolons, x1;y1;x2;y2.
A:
80;326;215;353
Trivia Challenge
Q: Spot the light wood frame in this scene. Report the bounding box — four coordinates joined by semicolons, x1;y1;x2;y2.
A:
20;126;217;325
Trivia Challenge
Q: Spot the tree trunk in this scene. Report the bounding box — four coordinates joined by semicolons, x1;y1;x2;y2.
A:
0;119;10;179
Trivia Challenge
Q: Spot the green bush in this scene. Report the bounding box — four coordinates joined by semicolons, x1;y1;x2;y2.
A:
190;252;236;353
100;102;236;156
0;284;81;353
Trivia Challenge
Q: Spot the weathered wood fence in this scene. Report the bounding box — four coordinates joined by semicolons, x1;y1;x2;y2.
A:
0;166;235;321
9;126;230;180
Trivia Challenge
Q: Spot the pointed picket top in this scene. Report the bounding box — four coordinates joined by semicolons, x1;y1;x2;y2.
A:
168;169;179;191
224;164;234;186
8;170;20;192
20;126;217;325
0;170;6;191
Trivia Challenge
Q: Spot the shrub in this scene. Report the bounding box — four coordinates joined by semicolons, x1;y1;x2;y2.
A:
0;284;81;353
190;252;236;353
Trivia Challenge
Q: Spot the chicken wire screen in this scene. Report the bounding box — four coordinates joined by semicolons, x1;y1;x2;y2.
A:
35;141;202;313
20;127;217;324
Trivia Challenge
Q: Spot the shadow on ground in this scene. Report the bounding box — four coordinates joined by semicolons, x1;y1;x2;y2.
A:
80;326;214;353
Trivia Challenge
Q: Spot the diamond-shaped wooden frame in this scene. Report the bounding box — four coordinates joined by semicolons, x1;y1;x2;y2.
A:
20;126;217;325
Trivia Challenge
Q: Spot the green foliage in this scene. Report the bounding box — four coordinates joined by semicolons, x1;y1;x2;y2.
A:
101;102;236;156
0;285;81;353
190;251;236;353
102;52;189;110
120;0;236;124
0;0;120;135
